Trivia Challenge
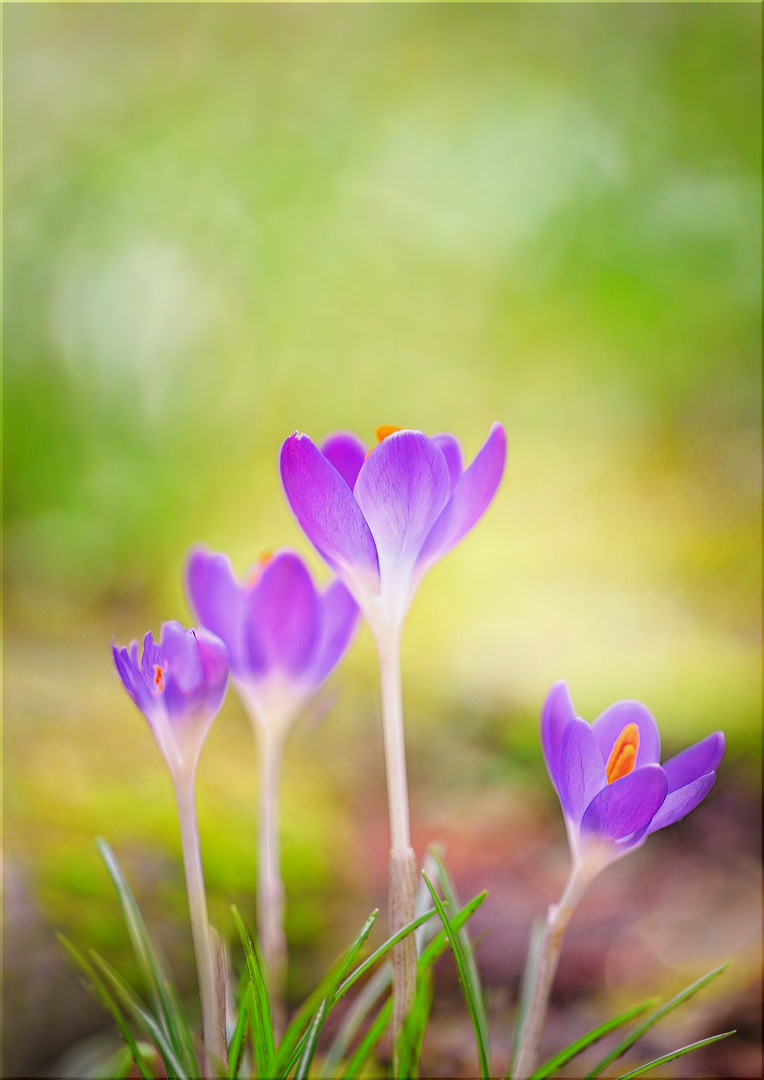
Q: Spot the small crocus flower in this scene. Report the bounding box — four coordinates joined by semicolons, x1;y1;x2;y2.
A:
112;620;229;782
112;621;229;1069
541;679;725;876
279;423;507;638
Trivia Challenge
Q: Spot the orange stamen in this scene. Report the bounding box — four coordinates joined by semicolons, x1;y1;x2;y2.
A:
605;723;639;783
365;425;403;460
246;550;275;588
153;664;166;693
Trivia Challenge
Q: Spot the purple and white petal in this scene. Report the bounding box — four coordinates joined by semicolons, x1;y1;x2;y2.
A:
646;771;716;834
320;431;368;492
246;552;322;679
194;627;230;715
591;700;661;770
661;732;725;793
310;580;360;687
113;642;153;714
280;433;381;597
431;433;464;491
559;717;607;825
540;680;576;796
581;764;668;842
414;422;507;579
185;546;247;671
353;430;451;588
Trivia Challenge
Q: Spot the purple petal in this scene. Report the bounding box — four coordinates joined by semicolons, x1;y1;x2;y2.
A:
581;764;668;842
540;680;576;796
591;700;661;770
353;430;451;586
661;732;725;793
193;627;230;714
558;718;607;825
280;433;380;596
113;642;152;714
431;433;464;491
310;580;360;686
414;422;507;577
158;622;206;720
185;546;247;671
320;431;368;492
647;771;716;834
244;551;322;679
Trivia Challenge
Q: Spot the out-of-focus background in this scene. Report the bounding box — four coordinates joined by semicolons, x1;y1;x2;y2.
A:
3;5;761;1077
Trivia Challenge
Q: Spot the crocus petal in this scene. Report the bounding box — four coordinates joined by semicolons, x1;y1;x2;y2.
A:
591;700;661;770
431;433;464;491
581;764;668;842
559;718;607;825
646;771;716;834
194;627;230;714
113;642;153;714
310;580;360;687
661;732;725;793
185;546;246;671
320;431;368;492
353;429;451;590
414;422;507;578
280;433;380;596
540;679;576;796
245;551;322;679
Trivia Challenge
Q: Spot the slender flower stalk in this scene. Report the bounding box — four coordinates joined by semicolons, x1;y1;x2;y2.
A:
185;545;359;1026
279;423;506;1031
512;680;725;1078
112;622;229;1074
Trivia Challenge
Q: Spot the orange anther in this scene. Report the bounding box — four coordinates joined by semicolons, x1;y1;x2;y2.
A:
246;550;275;589
153;664;166;693
605;723;639;783
365;425;403;460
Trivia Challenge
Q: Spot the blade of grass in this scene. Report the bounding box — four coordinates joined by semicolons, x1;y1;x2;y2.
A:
339;998;393;1080
334;908;436;1001
228;982;254;1079
96;838;199;1079
614;1031;735;1079
423;872;491;1080
57;934;155;1080
419;891;488;969
324;963;392;1075
231;906;275;1077
273;908;378;1074
294;998;327;1080
529;998;659;1080
585;964;730;1078
430;848;490;1064
395;968;434;1080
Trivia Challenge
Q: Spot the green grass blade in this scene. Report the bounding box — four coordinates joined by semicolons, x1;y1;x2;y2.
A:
90;950;187;1079
585;964;730;1078
423;872;491;1080
395;968;434;1080
294;998;327;1080
324;963;392;1075
339;998;393;1080
334;908;436;1001
96;837;200;1079
614;1030;735;1079
430;848;490;1063
56;934;155;1080
231;906;275;1077
529;998;659;1080
228;981;253;1079
273;908;378;1074
419;891;489;969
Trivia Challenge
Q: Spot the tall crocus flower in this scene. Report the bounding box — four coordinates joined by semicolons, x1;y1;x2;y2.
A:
280;423;506;1030
185;545;359;1017
512;680;725;1078
113;622;229;1073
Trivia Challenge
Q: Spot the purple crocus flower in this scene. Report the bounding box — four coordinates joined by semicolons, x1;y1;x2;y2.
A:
112;620;229;781
279;423;507;637
542;679;725;874
184;545;359;733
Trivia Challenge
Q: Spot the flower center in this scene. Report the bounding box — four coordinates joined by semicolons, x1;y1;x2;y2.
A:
153;664;166;693
605;722;640;783
365;425;402;459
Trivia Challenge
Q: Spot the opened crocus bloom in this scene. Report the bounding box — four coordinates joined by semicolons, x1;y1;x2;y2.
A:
185;545;359;735
279;423;507;639
112;620;229;782
541;679;725;876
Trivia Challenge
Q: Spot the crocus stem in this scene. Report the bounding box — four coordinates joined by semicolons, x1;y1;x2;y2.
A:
511;868;590;1079
376;630;417;1040
255;725;287;1035
174;776;227;1075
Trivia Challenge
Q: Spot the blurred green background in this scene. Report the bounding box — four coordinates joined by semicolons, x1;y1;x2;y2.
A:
3;4;761;1077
